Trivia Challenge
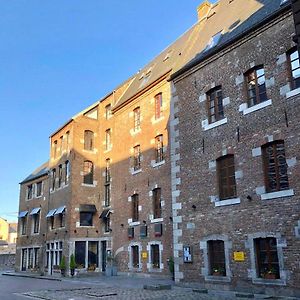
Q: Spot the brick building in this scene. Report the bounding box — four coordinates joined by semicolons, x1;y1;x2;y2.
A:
16;4;207;276
16;0;300;295
170;0;300;296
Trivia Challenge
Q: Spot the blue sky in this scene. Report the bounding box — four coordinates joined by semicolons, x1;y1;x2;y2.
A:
0;0;211;222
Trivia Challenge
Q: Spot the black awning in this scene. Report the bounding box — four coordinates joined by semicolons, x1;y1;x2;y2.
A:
99;209;111;219
79;204;97;213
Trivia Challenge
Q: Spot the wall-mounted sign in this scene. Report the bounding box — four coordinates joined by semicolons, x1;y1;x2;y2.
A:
141;251;148;259
233;251;245;261
183;245;192;263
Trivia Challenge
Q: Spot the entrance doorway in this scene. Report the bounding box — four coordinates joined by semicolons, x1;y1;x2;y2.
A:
101;241;107;272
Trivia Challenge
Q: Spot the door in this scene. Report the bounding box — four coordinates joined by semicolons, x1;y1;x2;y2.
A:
101;241;107;272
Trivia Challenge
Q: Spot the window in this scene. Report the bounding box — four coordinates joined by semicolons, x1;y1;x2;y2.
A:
64;160;70;185
58;211;65;228
133;145;141;171
51;169;56;191
133;107;141;131
104;214;110;232
153;188;162;219
80;212;93;226
75;241;86;268
207;86;224;123
84;130;94;151
36;181;42;197
154;93;163;119
255;237;280;279
155;135;164;163
65;131;70;152
105;129;111;151
105;159;111;207
53;140;57;159
33;212;40;234
150;244;160;268
105;104;112;119
217;155;236;200
262;141;289;193
58;164;63;188
49;216;54;230
132;194;139;222
287;48;300;90
27;184;33;200
83;160;94;185
208;240;226;276
60;136;63;155
21;217;27;235
245;66;267;107
131;245;139;268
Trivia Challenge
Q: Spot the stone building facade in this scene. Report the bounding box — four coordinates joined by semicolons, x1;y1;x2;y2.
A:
16;0;300;295
170;0;300;297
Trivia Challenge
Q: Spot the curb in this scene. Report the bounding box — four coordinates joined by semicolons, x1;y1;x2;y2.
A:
2;272;62;281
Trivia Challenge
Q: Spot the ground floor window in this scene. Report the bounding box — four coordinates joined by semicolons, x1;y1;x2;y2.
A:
150;244;160;269
255;237;280;279
131;245;139;268
75;240;99;270
75;241;86;268
208;240;226;276
88;241;99;270
45;241;63;273
21;247;40;271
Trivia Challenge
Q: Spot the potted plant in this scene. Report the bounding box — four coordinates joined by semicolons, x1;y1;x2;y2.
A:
59;255;66;277
105;252;117;276
212;266;225;276
167;257;175;280
69;253;76;277
263;267;277;280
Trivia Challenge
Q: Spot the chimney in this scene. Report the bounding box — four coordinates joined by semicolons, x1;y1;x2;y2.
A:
197;1;212;20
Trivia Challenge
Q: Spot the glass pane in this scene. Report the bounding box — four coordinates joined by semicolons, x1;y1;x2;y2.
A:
75;241;86;268
256;68;265;78
290;50;299;61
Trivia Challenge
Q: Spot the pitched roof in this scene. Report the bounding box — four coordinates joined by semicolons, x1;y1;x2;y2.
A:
113;0;291;109
20;161;49;184
171;0;291;79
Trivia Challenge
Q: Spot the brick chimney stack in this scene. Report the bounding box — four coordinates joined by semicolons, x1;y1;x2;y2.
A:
197;1;212;20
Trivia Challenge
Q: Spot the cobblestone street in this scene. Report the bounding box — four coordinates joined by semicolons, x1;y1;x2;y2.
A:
20;287;220;300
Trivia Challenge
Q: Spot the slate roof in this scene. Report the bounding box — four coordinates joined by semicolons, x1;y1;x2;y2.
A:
113;0;291;109
20;161;49;184
172;0;291;79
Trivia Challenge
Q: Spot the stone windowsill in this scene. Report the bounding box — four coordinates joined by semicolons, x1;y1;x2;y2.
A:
81;183;96;187
148;268;163;273
214;198;240;207
243;99;272;115
261;189;294;200
152;116;164;124
104;148;112;154
286;87;300;99
203;118;228;131
252;278;286;286
205;275;231;282
131;128;141;135
129;221;140;226
150;218;163;224
82;149;97;154
152;160;165;168
131;169;142;175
